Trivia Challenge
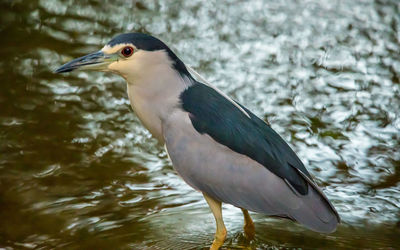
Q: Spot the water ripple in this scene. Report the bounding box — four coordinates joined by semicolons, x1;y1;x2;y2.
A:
0;0;399;249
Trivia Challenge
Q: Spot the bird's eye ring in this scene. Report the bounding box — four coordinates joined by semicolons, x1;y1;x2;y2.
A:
121;46;134;57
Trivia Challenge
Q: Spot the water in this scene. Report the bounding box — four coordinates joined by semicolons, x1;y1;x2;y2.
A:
0;0;399;249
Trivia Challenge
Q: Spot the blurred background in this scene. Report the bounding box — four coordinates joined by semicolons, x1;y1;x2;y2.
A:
0;0;399;249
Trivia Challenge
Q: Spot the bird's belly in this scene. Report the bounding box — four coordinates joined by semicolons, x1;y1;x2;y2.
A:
162;110;298;214
163;109;339;233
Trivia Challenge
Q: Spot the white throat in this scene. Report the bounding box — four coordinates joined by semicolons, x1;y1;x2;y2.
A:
123;50;192;142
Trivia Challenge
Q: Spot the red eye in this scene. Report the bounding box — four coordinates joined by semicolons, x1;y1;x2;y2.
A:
121;46;134;57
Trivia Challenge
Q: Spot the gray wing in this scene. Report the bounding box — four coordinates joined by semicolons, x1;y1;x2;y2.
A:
180;82;312;195
163;109;339;233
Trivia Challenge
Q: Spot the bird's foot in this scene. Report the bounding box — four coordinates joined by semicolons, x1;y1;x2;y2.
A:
243;220;255;240
241;208;255;240
210;228;227;250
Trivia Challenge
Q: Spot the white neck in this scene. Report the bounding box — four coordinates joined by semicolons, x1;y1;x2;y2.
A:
123;51;192;142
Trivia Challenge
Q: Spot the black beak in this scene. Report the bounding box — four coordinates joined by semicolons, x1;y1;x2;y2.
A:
55;51;107;73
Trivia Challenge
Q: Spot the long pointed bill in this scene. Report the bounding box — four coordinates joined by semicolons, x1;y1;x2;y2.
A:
55;51;117;73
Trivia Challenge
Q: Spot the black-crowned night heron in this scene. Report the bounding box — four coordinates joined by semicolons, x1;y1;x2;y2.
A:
56;33;340;249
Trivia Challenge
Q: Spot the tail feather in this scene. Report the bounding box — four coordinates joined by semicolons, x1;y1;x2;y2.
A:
286;168;340;233
291;184;339;233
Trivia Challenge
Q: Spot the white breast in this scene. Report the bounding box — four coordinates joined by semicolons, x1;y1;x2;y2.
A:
124;50;191;142
127;85;164;141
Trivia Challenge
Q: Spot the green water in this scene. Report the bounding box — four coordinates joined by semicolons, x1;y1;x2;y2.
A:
0;0;399;249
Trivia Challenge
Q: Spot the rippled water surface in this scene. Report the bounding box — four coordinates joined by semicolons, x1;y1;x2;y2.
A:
1;0;399;249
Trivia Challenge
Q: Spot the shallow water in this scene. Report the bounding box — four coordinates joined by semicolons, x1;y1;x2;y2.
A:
0;0;399;249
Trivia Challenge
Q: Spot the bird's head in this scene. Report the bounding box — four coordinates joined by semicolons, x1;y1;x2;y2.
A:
55;33;190;82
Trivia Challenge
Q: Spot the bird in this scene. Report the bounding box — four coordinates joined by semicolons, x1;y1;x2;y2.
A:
56;32;340;249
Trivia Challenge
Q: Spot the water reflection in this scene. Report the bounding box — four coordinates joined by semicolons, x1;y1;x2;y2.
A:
0;0;399;249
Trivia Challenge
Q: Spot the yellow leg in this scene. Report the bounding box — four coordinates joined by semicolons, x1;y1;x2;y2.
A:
203;193;227;250
241;208;255;240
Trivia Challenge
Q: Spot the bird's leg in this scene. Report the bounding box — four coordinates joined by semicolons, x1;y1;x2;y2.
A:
241;208;255;240
203;193;227;250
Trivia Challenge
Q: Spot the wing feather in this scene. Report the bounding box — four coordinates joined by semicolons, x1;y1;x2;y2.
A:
180;82;310;194
163;109;340;233
163;81;340;232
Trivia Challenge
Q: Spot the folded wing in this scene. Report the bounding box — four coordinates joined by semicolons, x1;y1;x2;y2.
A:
163;82;340;233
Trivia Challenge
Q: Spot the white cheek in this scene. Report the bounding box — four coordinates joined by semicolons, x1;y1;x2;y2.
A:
107;61;119;72
108;59;138;77
106;50;172;83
